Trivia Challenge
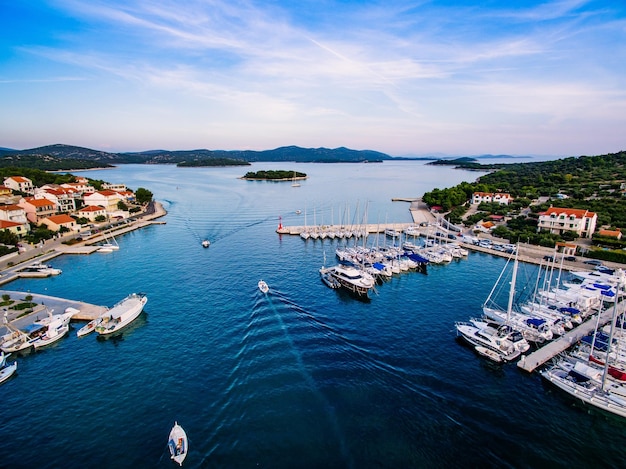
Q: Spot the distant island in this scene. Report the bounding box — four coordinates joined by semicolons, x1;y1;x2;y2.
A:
242;170;307;181
177;158;250;167
0;144;392;169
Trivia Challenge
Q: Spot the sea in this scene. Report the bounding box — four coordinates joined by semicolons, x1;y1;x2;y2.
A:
1;159;624;469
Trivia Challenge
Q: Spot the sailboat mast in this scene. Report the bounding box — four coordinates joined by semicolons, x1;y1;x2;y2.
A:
506;246;519;322
602;273;626;391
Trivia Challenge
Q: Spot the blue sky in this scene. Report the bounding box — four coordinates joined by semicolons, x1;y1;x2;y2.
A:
1;0;625;156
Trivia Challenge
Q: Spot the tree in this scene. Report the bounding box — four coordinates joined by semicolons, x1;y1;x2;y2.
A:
135;187;153;205
117;200;129;211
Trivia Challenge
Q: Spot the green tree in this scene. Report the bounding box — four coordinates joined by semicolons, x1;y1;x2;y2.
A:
135;188;153;204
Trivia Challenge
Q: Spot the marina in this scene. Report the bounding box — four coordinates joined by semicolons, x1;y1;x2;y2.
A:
0;162;625;468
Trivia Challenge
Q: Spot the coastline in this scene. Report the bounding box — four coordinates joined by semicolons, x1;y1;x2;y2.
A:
0;200;166;325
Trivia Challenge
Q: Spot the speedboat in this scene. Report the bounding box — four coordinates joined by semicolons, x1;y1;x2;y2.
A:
0;352;17;384
202;239;210;248
168;421;188;466
258;280;269;293
95;293;148;336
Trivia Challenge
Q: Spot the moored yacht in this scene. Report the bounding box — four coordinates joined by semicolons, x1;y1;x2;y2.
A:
95;293;147;336
330;264;375;297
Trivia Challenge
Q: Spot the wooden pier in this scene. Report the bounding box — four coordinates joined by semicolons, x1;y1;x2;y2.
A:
517;299;626;373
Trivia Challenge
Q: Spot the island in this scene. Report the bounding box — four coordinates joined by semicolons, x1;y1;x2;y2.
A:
242;170;307;181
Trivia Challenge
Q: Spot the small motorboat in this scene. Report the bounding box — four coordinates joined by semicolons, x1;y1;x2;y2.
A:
76;317;102;337
0;352;17;384
168;421;188;466
475;345;504;363
258;280;269;293
202;239;210;248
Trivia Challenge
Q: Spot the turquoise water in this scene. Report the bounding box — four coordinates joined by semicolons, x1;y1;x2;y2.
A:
1;162;624;468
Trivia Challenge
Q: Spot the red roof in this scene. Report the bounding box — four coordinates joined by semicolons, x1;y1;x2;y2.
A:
543;207;596;219
0;220;22;228
24;198;54;208
45;214;75;224
0;204;23;211
79;205;105;213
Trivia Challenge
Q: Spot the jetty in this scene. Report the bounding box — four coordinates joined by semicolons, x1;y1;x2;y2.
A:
518;298;626;373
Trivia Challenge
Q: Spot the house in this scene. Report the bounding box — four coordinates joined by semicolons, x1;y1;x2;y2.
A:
0;219;28;236
84;190;123;212
597;228;622;240
102;182;127;192
471;192;513;205
40;214;78;232
0;204;28;224
537;207;597;238
61;181;96;195
0;205;30;235
0;185;12;196
18;197;56;224
35;188;78;213
77;205;107;222
3;176;34;195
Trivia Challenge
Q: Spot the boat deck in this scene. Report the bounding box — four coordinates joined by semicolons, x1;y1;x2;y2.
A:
517;299;626;373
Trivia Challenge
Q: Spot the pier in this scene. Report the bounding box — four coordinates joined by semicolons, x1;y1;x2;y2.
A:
517;299;626;373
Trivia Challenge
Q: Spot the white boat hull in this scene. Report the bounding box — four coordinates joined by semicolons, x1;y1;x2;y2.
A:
168;422;188;466
0;361;17;384
95;294;147;336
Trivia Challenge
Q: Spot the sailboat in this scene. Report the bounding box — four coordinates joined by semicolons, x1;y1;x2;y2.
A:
291;171;301;187
98;232;120;253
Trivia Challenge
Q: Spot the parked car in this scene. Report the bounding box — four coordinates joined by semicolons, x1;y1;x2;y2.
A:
583;259;603;266
564;256;576;262
543;255;554;261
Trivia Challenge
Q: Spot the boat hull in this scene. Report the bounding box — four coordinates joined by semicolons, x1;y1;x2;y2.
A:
0;361;17;384
95;294;147;336
168;422;188;466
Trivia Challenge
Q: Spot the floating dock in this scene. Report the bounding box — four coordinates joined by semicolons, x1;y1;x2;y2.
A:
517;299;626;373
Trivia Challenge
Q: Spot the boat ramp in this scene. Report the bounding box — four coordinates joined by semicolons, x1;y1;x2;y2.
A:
518;298;626;373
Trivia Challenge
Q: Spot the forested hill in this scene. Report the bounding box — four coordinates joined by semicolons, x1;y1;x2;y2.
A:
0;144;392;166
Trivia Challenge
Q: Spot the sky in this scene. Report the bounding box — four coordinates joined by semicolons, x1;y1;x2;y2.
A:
1;0;625;157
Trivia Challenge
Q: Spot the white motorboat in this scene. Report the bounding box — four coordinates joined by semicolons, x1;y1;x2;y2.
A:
0;352;17;384
455;321;521;362
475;345;504;363
30;310;74;349
76;306;105;337
258;280;269;293
168;421;188;466
329;264;375;297
95;293;148;336
202;239;210;248
21;262;62;276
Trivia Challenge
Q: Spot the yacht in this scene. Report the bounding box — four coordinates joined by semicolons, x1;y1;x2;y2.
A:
95;293;148;336
330;264;375;297
455;320;521;362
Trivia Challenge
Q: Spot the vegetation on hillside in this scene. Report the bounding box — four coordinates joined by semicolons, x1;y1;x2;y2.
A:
422;150;626;255
243;170;307;180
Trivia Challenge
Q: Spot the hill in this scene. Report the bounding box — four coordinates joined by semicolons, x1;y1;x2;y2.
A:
0;144;393;165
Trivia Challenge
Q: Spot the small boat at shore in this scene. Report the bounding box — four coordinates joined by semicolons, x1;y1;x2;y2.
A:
0;352;17;384
21;262;62;276
258;280;269;293
319;267;340;289
95;293;148;336
168;421;188;466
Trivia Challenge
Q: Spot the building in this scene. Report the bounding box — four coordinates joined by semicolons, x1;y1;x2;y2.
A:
0;205;30;236
84;190;123;213
3;176;34;195
36;188;78;213
537;207;597;238
471;192;513;205
0;185;12;196
18;197;56;224
0;220;28;236
597;228;622;240
77;205;107;222
40;214;78;232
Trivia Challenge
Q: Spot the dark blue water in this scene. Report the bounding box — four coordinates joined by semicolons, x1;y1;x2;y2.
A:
1;162;624;468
